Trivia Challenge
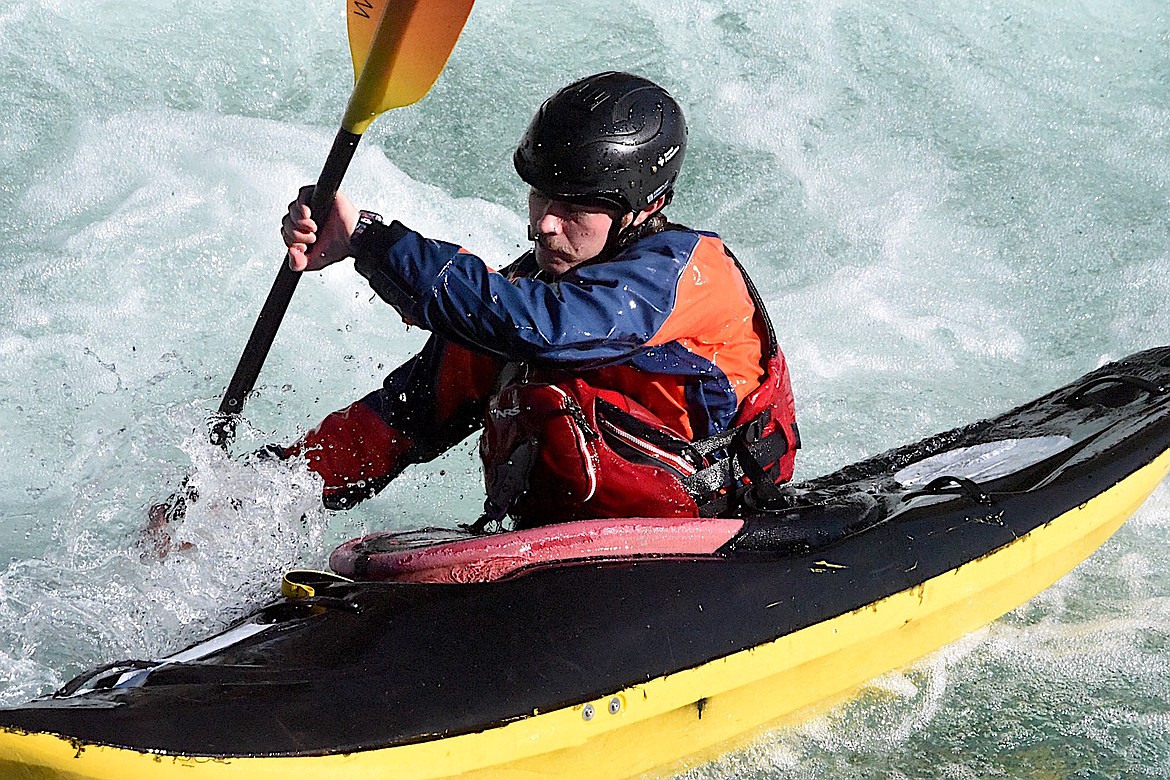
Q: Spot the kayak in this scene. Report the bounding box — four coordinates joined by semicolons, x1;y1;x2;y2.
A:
2;346;1169;779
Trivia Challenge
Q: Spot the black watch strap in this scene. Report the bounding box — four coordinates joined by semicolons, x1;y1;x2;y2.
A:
352;210;383;242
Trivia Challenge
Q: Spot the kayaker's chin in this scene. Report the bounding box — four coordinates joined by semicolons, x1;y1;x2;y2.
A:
533;243;578;277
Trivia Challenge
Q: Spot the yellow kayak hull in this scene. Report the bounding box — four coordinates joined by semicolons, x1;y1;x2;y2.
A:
1;452;1165;780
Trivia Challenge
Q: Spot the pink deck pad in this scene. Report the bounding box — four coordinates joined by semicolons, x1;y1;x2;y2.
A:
330;517;745;584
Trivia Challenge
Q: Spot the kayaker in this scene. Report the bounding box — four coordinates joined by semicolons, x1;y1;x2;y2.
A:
278;71;799;528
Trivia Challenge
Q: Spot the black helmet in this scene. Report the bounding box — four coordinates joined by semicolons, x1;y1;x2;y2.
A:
514;72;687;214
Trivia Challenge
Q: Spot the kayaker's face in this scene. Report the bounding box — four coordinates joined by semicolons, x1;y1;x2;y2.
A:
528;189;629;277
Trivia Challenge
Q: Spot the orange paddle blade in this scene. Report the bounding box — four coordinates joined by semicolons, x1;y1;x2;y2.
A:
342;0;476;134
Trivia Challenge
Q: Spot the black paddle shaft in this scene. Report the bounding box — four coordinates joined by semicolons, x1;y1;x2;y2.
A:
210;128;363;449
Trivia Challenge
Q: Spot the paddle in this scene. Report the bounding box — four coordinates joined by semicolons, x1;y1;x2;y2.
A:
208;0;476;449
144;0;475;559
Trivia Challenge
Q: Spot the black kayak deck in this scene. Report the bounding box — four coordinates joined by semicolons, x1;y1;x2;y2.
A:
1;347;1168;758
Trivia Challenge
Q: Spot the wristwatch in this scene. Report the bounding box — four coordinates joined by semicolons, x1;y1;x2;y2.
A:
352;210;383;242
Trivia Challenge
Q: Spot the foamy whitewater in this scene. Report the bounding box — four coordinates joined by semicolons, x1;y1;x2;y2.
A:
1;0;1168;775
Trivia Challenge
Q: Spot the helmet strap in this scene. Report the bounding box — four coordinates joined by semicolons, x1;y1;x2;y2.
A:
603;207;670;261
598;213;632;260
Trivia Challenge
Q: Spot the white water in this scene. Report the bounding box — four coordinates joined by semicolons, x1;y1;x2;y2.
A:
1;0;1168;775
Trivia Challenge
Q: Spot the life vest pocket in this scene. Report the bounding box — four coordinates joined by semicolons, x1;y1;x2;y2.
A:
479;380;699;528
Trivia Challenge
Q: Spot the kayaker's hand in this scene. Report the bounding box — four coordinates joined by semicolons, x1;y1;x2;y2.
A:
282;185;359;272
140;484;198;561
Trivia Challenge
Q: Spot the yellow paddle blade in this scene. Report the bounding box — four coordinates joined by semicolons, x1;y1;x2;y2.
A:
341;0;476;134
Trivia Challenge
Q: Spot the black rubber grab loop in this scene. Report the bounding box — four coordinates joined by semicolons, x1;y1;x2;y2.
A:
55;659;156;698
903;475;992;504
1069;374;1165;405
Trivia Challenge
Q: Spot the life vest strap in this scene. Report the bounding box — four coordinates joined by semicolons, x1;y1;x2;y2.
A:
684;414;794;516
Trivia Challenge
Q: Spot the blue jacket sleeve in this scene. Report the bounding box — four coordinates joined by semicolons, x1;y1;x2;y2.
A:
352;221;697;366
